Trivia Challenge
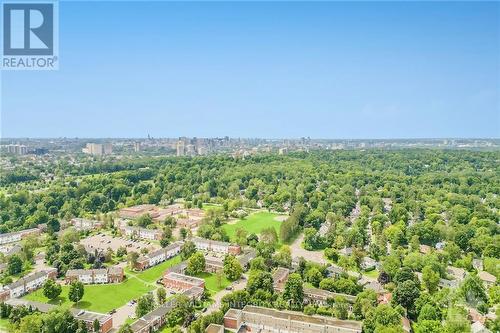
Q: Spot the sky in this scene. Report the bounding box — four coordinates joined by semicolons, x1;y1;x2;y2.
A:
1;1;499;139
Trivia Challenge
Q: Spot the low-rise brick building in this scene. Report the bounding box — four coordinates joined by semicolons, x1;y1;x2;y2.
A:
162;272;205;291
223;305;362;333
4;268;57;299
192;237;241;255
65;266;124;284
135;242;183;270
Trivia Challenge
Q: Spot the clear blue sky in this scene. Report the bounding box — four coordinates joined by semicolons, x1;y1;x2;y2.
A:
1;1;499;138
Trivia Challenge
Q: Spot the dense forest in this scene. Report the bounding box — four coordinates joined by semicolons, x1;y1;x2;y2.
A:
0;149;499;333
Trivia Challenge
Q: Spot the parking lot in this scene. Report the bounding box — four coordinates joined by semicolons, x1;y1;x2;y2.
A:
80;233;160;253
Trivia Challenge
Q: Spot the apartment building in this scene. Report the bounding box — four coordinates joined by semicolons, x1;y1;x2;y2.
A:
0;228;41;245
176;217;203;229
0;244;22;257
303;287;356;307
4;268;57;299
70;218;103;231
119;205;156;219
223;305;362;333
182;286;204;301
130;301;177;333
205;324;224;333
65;266;124;284
130;287;204;333
135;242;183;270
238;248;257;269
82;143;113;156
205;256;224;273
120;225;163;241
162;272;205;291
192;237;241;255
272;267;355;306
6;299;113;333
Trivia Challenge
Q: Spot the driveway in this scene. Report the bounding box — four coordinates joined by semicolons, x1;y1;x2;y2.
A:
289;233;328;265
204;275;247;315
112;302;137;328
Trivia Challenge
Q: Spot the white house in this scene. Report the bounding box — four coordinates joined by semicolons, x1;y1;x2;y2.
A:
5;269;57;298
0;228;40;245
120;226;162;241
192;237;241;255
70;218;102;231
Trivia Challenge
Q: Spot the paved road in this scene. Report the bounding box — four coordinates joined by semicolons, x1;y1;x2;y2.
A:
111;268;158;328
204;275;247;315
289;233;328;265
112;302;137;328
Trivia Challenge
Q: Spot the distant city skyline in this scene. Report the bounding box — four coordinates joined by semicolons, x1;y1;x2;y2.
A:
1;1;499;139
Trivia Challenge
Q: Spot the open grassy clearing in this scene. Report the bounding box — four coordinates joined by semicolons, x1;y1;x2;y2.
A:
127;255;183;283
24;276;154;313
194;272;230;295
363;269;379;279
222;212;283;241
0;318;10;332
23;255;182;314
202;203;223;211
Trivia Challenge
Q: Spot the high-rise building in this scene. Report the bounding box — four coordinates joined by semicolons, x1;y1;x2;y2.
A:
103;143;113;155
134;142;141;152
176;140;185;156
83;143;113;156
3;144;28;155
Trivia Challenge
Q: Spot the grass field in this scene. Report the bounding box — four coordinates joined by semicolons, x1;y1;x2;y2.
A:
195;272;230;295
24;276;154;313
202;203;223;211
130;255;182;283
0;318;10;333
222;212;283;241
363;269;379;279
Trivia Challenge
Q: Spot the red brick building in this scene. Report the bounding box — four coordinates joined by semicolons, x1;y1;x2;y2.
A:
162;272;205;291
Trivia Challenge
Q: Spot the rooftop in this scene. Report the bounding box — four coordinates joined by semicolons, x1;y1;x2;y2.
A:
241;305;362;330
7;269;55;289
478;271;496;283
304;287;356;302
70;309;112;324
164;272;205;285
192;237;234;248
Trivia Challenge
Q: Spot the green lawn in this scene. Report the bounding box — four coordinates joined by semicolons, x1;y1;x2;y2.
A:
24;277;154;313
0;318;10;333
133;256;182;283
363;269;379;279
202;203;224;213
222;212;283;241
195;272;230;295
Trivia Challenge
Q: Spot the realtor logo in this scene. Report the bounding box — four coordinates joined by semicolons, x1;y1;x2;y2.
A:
1;1;58;70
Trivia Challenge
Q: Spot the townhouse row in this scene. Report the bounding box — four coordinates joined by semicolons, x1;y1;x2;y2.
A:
129;287;204;333
133;237;244;272
192;237;241;255
135;242;183;270
5;299;113;333
0;228;41;245
119;204;205;229
272;267;356;306
70;218;103;231
0;268;57;301
120;225;163;241
223;305;362;333
65;266;124;284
